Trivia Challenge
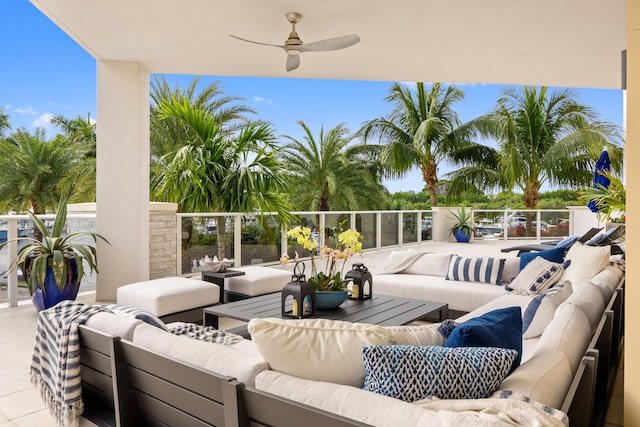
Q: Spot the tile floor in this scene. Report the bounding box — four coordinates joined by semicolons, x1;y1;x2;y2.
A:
0;240;625;426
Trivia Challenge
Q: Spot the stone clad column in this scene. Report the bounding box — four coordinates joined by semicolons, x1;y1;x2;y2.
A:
96;61;150;301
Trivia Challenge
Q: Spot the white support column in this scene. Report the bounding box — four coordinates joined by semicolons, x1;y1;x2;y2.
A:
96;61;150;301
7;218;18;307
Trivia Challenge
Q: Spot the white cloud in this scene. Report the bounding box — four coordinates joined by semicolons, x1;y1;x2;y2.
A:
13;106;39;115
33;113;54;129
254;96;274;105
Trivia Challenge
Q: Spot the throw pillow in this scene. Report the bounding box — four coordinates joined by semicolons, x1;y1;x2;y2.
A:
362;345;517;402
560;242;611;286
521;281;573;339
247;318;396;387
555;235;580;250
445;255;506;285
506;257;568;295
403;253;453;276
519;247;565;270
445;306;522;374
102;303;169;331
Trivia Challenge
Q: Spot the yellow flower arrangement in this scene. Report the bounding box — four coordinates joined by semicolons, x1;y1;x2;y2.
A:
282;226;363;291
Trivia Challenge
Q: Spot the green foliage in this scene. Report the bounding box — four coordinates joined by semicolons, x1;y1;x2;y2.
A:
280;121;389;211
447;86;623;210
0;128;73;214
0;195;109;295
359;82;468;207
448;206;474;236
580;171;626;222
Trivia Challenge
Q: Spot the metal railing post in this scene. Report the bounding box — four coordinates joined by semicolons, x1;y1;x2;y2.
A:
176;215;183;276
234;214;242;267
7;218;18;307
376;212;382;250
398;212;404;246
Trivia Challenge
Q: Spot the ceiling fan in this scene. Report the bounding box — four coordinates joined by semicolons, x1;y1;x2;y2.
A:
229;12;361;72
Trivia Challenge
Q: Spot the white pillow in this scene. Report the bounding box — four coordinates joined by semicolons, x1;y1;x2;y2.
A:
247;318;396;387
560;282;605;334
521;281;573;339
496;349;573;409
382;324;445;346
560;242;610;286
507;257;566;295
501;257;521;284
403;253;453;277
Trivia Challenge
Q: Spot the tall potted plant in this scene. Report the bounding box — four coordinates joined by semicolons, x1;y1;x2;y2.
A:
449;206;475;243
0;195;109;311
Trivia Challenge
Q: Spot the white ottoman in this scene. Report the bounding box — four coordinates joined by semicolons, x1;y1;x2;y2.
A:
226;266;292;297
117;277;220;323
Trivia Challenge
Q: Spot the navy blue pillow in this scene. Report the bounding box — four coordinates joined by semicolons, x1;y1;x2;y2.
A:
445;306;522;374
519;247;565;270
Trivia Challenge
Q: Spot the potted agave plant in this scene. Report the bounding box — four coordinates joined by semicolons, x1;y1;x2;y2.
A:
0;195;109;311
449;206;475;243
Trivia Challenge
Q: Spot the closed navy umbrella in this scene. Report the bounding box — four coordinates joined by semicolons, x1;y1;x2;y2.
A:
588;149;611;212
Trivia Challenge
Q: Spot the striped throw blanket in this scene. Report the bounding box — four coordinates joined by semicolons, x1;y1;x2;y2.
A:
31;301;111;426
169;323;243;345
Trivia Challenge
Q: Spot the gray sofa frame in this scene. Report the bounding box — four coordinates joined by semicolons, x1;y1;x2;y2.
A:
78;275;624;427
78;325;368;427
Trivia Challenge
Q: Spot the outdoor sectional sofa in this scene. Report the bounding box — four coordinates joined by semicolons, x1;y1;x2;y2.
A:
43;242;623;427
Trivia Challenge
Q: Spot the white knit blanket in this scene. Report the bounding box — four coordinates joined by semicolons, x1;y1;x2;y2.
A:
414;391;569;426
31;301;111;426
383;250;431;273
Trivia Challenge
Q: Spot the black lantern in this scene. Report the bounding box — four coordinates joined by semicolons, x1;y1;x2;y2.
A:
345;263;373;300
281;262;315;318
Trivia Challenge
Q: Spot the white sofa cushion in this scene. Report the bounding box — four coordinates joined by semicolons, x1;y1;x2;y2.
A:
382;324;445;346
446;255;506;285
255;370;445;427
497;349;572;410
560;243;610;288
84;312;144;341
533;304;591;374
522;281;573;339
590;266;624;302
506;258;567;295
374;274;507;313
403;253;453;276
247;318;396;387
132;323;268;386
559;282;605;334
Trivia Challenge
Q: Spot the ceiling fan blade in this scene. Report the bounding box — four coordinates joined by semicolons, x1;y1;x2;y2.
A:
286;54;300;72
229;34;285;49
299;34;361;52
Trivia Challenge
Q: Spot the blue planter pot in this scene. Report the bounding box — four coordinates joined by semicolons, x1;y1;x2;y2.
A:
453;227;472;243
313;290;348;310
28;259;80;311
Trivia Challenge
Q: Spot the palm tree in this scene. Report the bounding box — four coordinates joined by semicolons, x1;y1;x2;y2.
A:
51;113;97;202
0;128;73;215
150;75;255;168
280;121;388;212
0;106;10;140
152;97;294;259
358;82;466;207
448;86;623;228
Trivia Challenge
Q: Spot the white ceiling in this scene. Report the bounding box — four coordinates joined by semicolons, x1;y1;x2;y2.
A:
31;0;626;89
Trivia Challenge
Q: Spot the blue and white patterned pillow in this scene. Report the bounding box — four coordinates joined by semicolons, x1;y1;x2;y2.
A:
362;345;517;402
445;255;506;285
506;257;570;295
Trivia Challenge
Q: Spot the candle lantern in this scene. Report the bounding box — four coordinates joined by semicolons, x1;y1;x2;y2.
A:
281;261;315;318
345;263;373;300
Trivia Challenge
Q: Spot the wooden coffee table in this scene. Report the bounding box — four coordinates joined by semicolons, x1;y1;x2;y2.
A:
203;292;448;332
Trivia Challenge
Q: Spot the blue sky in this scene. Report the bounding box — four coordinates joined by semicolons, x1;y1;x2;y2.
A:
1;2;625;193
